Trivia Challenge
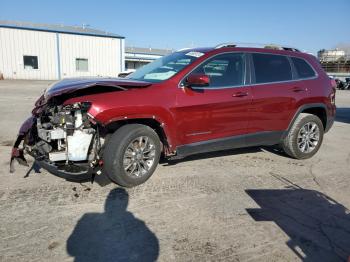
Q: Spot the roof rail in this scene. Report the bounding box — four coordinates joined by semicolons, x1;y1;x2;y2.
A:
215;43;237;49
215;42;300;52
177;47;192;52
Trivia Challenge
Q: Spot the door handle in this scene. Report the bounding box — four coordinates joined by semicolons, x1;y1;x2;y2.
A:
291;87;307;93
232;92;248;97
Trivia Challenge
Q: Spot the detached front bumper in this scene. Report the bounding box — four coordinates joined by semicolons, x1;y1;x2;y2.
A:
35;160;92;182
10;113;97;182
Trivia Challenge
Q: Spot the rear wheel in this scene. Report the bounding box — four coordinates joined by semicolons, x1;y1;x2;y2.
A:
103;124;161;187
282;113;324;159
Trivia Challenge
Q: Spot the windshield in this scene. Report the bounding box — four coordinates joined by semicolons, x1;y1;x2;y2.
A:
127;51;204;82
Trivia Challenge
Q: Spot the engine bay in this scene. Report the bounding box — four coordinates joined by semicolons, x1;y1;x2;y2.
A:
28;102;103;175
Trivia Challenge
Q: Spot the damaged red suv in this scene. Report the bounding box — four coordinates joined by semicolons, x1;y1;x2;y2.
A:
11;43;336;187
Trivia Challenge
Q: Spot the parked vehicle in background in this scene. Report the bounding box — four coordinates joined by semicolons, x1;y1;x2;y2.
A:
335;79;345;89
335;78;350;90
11;43;336;187
345;78;350;90
118;69;136;78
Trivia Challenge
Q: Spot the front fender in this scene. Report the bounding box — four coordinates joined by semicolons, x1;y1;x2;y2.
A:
92;109;178;152
10;116;36;172
17;116;36;137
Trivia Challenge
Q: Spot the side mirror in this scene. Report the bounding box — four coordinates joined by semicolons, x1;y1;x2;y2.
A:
185;73;210;87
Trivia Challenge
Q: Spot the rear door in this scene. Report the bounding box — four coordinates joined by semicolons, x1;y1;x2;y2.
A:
174;52;252;145
248;53;308;134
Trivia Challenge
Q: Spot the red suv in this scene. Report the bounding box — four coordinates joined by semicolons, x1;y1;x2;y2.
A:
10;43;336;187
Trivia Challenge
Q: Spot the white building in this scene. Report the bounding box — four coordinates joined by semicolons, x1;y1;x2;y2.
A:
0;20;125;80
125;47;172;70
318;49;346;62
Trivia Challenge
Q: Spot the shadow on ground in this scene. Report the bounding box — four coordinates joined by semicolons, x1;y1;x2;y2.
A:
162;145;288;166
66;188;159;262
246;188;350;261
336;107;350;124
162;147;263;166
23;146;286;187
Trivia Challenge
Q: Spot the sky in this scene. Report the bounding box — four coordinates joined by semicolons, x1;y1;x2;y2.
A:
1;0;350;54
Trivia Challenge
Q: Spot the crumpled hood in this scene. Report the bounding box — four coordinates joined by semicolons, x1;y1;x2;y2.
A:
44;77;152;100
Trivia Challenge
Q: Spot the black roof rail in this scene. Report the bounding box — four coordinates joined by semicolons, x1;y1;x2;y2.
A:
215;42;300;52
214;43;237;49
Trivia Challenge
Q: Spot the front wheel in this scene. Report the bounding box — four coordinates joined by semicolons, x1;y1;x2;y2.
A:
282;113;324;159
103;124;161;187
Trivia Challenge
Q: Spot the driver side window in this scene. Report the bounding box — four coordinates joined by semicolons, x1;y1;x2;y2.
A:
192;53;245;88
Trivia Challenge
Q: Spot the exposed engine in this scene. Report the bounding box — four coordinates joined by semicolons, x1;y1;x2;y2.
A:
29;102;102;174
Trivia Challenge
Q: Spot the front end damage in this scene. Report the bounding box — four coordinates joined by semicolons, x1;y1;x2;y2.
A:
10;78;152;181
10;102;103;181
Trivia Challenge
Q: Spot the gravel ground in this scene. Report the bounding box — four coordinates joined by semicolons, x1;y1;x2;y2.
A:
0;80;349;262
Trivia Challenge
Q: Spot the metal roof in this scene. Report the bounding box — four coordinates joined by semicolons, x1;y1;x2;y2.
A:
0;20;124;39
125;47;173;56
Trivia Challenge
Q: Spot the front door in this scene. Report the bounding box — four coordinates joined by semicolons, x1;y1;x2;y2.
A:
174;52;252;146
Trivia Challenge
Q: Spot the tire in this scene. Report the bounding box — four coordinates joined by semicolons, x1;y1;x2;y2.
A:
103;124;161;187
282;113;324;159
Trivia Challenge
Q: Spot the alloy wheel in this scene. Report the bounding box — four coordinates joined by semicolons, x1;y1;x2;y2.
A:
123;136;156;177
297;122;320;153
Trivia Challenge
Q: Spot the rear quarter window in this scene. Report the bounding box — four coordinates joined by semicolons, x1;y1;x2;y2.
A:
291;57;316;79
252;53;292;83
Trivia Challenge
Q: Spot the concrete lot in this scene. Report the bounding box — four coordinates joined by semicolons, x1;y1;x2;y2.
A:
0;80;349;261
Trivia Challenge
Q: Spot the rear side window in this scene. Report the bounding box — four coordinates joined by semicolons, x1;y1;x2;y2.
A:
252;53;292;83
291;57;316;79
